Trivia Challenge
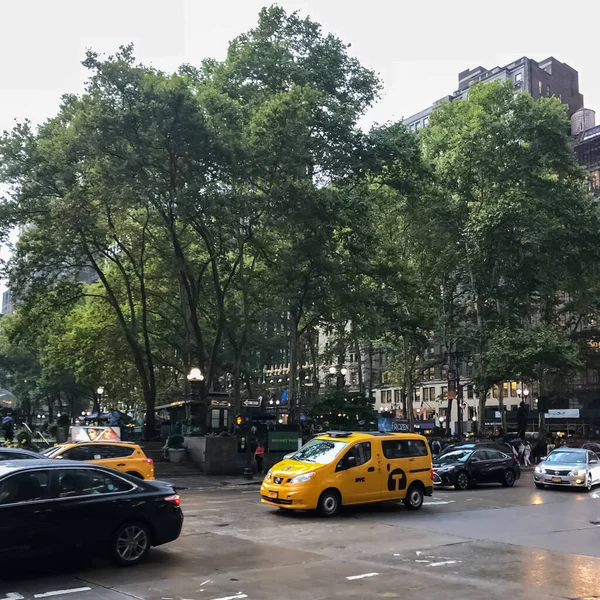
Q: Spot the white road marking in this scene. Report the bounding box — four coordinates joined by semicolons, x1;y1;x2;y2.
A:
424;500;456;505
34;589;92;598
427;560;460;567
210;595;248;600
346;573;379;580
4;594;25;599
199;580;212;586
415;560;430;563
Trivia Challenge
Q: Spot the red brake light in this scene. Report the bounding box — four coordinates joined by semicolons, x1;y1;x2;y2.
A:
513;455;518;461
143;458;153;464
430;469;435;481
164;494;180;507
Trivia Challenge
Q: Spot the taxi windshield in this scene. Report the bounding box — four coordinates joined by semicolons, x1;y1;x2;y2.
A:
41;446;66;457
290;439;348;464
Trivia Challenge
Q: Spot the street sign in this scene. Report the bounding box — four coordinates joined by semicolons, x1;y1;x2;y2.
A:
545;409;580;419
243;399;262;408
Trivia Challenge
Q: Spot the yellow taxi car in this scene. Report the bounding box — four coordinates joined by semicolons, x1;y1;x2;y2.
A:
41;441;155;480
260;431;433;516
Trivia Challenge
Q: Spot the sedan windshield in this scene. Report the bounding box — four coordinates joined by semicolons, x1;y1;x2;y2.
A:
289;439;347;464
435;450;472;464
546;451;586;464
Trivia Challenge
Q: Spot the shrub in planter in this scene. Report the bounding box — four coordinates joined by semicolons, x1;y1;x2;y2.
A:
165;434;186;463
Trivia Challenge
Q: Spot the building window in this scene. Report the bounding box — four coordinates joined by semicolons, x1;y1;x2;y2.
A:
503;382;508;395
415;121;422;131
515;72;522;83
510;381;517;396
546;84;551;97
423;116;429;127
394;389;401;404
441;386;447;400
591;170;600;192
538;81;543;95
467;384;474;399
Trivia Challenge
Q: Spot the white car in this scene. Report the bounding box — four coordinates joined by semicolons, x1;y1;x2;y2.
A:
534;448;600;491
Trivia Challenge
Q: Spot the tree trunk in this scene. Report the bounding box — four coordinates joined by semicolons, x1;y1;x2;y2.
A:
478;391;488;433
403;338;414;431
288;318;299;424
446;396;453;436
367;345;374;400
233;354;242;416
353;326;364;394
498;383;507;433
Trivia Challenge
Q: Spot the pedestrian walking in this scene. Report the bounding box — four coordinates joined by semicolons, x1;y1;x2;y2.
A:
431;439;441;455
2;413;15;443
523;442;531;466
518;442;525;465
255;440;265;475
108;407;120;427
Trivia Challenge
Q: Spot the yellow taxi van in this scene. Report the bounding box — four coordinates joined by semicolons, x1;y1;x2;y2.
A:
41;441;155;480
260;431;433;516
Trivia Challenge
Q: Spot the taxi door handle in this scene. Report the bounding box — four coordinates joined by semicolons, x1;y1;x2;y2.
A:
117;463;126;467
368;467;375;472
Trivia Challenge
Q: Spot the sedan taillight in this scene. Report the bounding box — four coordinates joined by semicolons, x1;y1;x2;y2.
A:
430;469;435;481
164;494;181;507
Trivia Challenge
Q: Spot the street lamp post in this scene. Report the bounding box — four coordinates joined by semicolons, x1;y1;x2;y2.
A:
329;366;347;390
187;367;206;435
96;386;104;413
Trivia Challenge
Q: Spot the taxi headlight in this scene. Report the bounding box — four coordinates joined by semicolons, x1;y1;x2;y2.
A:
289;472;316;484
570;468;587;477
264;469;273;482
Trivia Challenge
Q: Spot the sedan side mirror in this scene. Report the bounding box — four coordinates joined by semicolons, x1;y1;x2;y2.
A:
540;456;547;461
590;459;598;464
470;457;480;463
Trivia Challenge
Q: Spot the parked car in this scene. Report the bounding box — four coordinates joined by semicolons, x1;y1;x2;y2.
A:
0;448;44;461
432;443;520;490
41;441;154;480
0;460;182;565
534;448;600;491
438;442;521;478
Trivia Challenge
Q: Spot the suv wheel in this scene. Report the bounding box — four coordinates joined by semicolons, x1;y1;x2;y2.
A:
317;490;341;517
111;522;151;566
454;471;470;491
501;469;515;488
403;485;424;510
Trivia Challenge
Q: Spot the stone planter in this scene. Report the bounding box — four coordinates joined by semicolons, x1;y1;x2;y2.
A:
168;448;186;463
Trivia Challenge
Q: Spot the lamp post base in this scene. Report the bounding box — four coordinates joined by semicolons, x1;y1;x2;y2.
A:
243;467;254;480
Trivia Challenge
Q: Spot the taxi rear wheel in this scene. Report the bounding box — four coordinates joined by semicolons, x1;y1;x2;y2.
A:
403;484;424;510
317;489;341;517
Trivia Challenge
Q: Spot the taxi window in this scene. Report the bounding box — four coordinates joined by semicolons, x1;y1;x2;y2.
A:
382;439;428;459
0;471;51;505
61;446;93;461
344;442;371;467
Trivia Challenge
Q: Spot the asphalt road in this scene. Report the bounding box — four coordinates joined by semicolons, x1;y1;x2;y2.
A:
2;476;600;600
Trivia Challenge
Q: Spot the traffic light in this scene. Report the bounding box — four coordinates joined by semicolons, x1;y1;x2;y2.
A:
235;414;243;426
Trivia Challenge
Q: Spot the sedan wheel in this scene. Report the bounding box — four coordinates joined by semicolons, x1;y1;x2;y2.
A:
501;469;515;488
112;522;151;566
454;471;470;491
585;475;593;492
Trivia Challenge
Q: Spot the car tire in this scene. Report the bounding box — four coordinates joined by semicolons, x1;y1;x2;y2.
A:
585;476;593;492
127;471;144;480
111;522;151;566
403;484;424;510
454;471;470;491
317;489;341;517
501;469;515;488
535;482;545;489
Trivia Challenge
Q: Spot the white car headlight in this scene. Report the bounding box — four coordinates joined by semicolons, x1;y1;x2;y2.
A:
570;468;587;477
534;466;543;474
289;472;316;484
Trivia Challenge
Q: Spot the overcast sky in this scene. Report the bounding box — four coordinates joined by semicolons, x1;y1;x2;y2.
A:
1;0;599;293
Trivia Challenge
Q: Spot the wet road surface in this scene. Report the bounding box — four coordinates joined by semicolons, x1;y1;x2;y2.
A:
2;477;600;599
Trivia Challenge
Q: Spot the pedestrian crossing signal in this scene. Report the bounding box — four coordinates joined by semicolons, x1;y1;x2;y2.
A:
235;414;243;426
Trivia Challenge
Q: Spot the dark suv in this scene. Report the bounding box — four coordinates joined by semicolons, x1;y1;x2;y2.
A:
432;442;521;490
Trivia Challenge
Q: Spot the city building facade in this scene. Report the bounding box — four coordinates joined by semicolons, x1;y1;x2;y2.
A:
404;56;583;132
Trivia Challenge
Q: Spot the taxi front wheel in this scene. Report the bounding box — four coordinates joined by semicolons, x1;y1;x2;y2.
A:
403;484;424;510
317;489;341;517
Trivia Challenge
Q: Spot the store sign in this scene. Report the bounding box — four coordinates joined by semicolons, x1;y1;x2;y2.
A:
268;431;300;451
413;420;436;430
69;426;121;442
378;418;410;433
545;409;580;419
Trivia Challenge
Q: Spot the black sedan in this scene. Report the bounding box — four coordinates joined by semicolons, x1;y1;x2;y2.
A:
432;445;520;490
0;460;183;565
0;448;45;460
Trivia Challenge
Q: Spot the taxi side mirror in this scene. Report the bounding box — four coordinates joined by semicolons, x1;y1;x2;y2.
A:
284;453;293;459
346;456;357;468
